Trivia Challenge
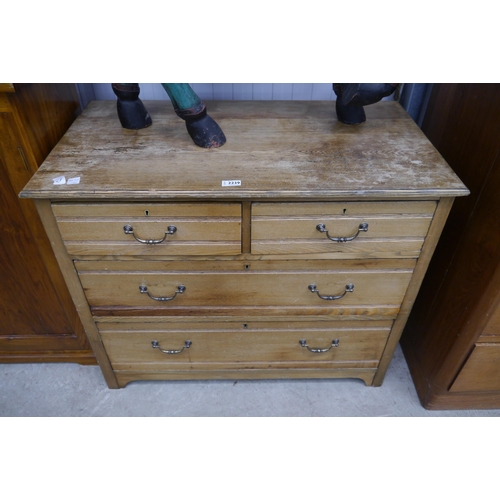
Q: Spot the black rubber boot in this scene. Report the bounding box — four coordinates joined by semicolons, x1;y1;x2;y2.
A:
112;83;152;130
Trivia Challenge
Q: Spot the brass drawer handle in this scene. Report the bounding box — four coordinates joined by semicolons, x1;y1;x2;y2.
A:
139;284;186;301
152;340;192;354
308;283;354;300
316;222;368;242
124;224;177;244
300;339;340;353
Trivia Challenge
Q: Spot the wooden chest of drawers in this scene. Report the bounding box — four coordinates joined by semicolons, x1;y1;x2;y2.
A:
20;100;468;388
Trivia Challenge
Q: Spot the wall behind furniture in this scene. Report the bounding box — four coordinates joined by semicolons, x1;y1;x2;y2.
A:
80;83;337;103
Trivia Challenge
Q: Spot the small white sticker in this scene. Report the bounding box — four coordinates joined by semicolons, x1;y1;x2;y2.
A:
222;180;241;187
53;176;66;185
67;177;81;185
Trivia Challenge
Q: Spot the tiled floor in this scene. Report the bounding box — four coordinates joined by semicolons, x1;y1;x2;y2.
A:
1;344;500;417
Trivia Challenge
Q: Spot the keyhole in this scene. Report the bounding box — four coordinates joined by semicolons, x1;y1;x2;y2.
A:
145;210;150;217
343;208;347;215
243;324;248;329
245;264;250;270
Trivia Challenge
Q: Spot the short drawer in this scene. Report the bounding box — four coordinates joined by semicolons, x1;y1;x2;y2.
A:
52;202;242;256
98;319;392;371
77;259;414;313
251;201;436;258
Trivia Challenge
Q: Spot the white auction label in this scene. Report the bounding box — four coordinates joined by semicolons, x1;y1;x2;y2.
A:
222;180;241;186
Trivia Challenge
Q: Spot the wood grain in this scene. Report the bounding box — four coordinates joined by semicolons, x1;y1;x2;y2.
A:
8;84;81;167
449;344;500;392
0;84;94;362
0;83;15;92
114;368;377;387
481;303;500;339
400;83;500;409
77;260;413;310
373;197;454;386
0;139;73;337
53;202;242;256
34;200;116;385
102;326;391;369
20;99;467;388
251;200;433;257
20;100;469;200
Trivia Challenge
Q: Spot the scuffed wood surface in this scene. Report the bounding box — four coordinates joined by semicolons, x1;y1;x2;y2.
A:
20;100;469;200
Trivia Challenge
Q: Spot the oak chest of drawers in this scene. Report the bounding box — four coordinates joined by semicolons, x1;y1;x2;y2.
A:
20;100;468;389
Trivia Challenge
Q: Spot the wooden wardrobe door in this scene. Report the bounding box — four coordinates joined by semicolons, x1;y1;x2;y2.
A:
0;84;95;363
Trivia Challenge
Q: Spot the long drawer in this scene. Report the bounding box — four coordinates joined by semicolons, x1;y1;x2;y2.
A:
77;259;414;312
252;201;436;258
52;202;242;256
98;319;392;371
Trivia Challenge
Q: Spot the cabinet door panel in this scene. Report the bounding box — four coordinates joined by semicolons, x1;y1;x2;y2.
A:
0;85;93;360
450;344;500;392
0;119;74;338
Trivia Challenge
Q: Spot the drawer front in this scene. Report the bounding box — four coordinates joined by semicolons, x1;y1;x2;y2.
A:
450;343;500;392
52;202;242;256
98;320;392;370
77;260;413;311
251;201;436;257
480;301;500;340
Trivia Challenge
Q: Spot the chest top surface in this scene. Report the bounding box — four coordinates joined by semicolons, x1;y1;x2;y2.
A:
20;100;469;200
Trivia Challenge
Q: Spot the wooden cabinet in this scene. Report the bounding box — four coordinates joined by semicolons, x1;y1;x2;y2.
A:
0;84;95;363
400;84;500;409
20;100;467;388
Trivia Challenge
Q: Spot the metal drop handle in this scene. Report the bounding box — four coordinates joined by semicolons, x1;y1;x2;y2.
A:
152;340;192;354
300;339;340;353
316;222;368;242
124;224;177;244
308;283;354;300
139;284;186;301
